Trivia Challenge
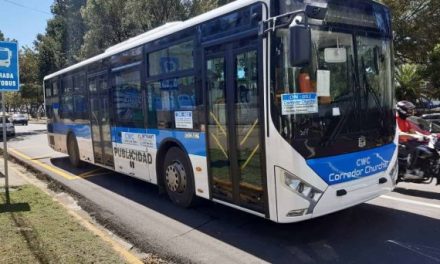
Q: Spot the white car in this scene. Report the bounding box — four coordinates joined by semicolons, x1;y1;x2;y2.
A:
0;47;12;68
11;113;28;126
0;120;15;137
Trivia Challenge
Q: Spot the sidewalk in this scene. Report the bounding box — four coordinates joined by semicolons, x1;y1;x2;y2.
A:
0;159;27;187
0;157;143;264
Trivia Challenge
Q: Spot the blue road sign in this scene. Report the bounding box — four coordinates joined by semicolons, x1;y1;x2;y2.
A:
0;41;19;92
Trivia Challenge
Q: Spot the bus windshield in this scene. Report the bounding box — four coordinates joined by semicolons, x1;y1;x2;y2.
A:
271;1;395;159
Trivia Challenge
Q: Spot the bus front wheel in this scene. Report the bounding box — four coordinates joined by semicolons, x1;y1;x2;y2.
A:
67;134;82;168
163;147;195;208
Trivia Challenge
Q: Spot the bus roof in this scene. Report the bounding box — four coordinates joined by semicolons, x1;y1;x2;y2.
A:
44;0;266;81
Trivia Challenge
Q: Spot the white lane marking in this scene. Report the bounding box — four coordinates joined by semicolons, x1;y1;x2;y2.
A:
381;195;440;209
387;240;440;262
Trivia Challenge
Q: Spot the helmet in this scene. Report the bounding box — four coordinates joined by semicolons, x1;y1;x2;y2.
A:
396;100;415;119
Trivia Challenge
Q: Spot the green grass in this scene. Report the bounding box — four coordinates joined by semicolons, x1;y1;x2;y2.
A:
0;185;125;264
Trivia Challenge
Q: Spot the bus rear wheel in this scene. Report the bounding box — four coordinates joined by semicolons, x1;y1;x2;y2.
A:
163;147;195;208
67;134;82;168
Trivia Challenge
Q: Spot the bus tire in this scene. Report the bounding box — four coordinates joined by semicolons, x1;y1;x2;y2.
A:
163;147;195;208
67;134;83;168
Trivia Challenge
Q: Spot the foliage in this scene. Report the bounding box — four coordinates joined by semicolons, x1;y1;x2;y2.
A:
0;30;17;43
80;0;232;58
80;0;138;58
382;0;440;101
395;64;423;101
182;0;220;19
19;48;44;110
383;0;440;64
424;44;440;97
2;48;44;113
34;0;237;69
34;0;86;79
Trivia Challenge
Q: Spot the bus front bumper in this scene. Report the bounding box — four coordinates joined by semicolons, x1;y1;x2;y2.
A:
311;172;395;219
275;169;397;223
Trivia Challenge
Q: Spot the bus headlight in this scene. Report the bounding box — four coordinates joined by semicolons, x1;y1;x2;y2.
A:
283;171;323;202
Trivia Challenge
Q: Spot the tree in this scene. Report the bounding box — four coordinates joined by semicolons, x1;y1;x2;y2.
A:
383;0;440;64
3;92;24;112
80;0;135;58
424;44;440;98
0;30;4;41
80;0;231;58
395;64;424;100
381;0;440;101
6;47;44;115
35;0;86;79
182;0;219;19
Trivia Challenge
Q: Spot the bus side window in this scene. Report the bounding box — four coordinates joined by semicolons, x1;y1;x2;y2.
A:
112;68;144;128
73;72;88;119
147;76;197;130
60;95;73;119
147;39;199;130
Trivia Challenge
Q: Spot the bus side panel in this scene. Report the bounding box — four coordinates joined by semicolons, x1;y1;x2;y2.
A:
111;127;151;182
110;127;210;199
52;122;94;163
146;129;209;200
48;132;68;154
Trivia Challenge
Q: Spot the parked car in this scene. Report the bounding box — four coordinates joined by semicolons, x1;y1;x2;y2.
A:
11;113;28;126
421;113;440;126
0;120;15;137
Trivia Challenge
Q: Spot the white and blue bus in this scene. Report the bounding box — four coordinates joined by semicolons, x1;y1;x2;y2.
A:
44;0;398;223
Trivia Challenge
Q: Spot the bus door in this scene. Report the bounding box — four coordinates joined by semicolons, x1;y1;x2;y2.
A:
205;38;266;213
88;73;114;167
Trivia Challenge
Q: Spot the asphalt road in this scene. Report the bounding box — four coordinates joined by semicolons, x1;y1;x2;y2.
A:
4;123;440;264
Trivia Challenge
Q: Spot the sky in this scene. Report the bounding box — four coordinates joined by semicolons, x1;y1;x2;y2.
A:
0;0;53;48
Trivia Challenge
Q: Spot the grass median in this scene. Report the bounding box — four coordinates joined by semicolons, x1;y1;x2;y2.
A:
0;185;125;264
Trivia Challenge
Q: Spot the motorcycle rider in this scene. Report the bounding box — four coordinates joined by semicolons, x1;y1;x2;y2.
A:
396;101;417;139
396;101;427;177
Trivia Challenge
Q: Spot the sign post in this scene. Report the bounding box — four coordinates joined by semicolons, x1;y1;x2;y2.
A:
0;41;20;202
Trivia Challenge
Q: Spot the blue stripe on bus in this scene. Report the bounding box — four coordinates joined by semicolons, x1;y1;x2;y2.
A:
52;122;92;139
111;127;207;157
306;143;396;185
48;123;206;156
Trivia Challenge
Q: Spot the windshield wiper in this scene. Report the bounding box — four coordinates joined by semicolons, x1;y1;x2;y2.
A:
323;55;359;146
360;57;389;133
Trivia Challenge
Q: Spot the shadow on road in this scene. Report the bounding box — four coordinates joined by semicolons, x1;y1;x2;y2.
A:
48;157;440;264
50;157;97;176
395;187;440;200
4;129;48;143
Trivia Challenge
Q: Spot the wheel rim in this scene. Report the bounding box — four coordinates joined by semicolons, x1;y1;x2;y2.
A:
165;161;187;193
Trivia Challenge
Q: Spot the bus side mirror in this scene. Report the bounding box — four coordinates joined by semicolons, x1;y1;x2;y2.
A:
290;25;311;67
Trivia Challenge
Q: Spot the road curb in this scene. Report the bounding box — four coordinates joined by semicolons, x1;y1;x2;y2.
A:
4;149;149;264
